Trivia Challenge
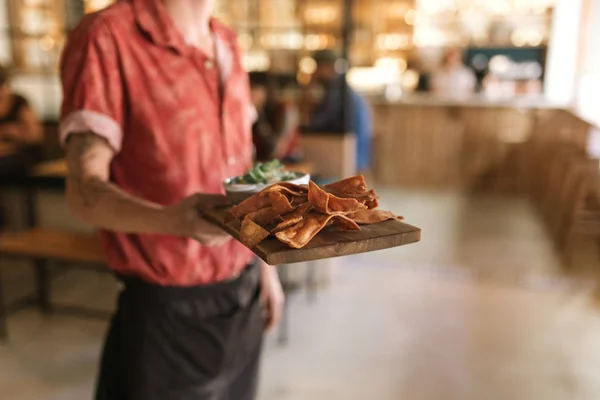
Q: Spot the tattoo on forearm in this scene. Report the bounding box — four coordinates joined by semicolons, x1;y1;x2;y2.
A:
66;132;113;209
69;174;113;208
68;132;100;163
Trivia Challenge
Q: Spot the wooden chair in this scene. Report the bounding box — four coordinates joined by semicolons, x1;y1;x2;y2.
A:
528;141;564;207
539;149;587;230
555;160;600;266
300;132;357;181
0;228;107;340
533;146;583;214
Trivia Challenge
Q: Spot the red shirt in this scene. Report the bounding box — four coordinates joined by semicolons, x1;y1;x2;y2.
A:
60;0;255;286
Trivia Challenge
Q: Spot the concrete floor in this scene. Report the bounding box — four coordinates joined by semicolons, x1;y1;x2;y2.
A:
1;188;600;400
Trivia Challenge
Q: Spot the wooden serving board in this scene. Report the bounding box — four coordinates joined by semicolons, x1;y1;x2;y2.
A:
203;207;421;265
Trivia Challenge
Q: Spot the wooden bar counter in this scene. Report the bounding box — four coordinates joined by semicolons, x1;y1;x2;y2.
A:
369;94;594;193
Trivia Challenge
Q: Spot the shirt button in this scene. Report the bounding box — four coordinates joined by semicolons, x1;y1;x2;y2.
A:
204;60;214;70
227;156;236;165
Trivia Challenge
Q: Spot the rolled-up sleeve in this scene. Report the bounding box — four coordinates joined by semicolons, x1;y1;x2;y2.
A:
59;18;124;152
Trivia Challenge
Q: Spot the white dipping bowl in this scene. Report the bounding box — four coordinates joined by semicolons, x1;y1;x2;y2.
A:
224;172;310;204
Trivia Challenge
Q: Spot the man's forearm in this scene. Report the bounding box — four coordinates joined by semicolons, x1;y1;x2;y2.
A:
65;131;179;235
66;174;177;235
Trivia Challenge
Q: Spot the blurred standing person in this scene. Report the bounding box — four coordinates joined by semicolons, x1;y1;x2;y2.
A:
0;65;43;145
59;0;283;399
430;47;476;97
303;50;372;174
249;72;301;162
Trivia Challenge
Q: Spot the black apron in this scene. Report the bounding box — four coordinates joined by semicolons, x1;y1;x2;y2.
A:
95;262;264;400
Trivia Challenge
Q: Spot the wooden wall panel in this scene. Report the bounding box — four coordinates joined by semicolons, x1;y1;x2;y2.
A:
370;102;592;193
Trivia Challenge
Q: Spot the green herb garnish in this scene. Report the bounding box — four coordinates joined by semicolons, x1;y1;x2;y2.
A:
232;160;298;184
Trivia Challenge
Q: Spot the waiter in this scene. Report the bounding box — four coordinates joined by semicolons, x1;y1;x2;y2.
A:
59;0;284;399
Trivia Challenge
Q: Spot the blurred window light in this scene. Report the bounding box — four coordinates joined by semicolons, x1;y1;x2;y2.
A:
388;3;411;19
260;32;303;50
334;59;349;74
324;35;336;48
523;62;542;79
238;33;253;51
416;0;457;15
347;67;396;93
21;9;47;35
299;57;317;74
404;9;417;25
305;35;321;51
402;70;420;91
490;0;512;15
374;57;408;73
242;51;270;72
384;83;403;101
376;34;411;51
527;30;544;46
260;34;275;49
305;34;331;51
39;35;55;52
413;29;448;47
85;0;114;12
304;5;338;24
23;0;46;5
413;0;555;47
511;31;527;47
511;28;545;47
489;55;512;75
282;33;304;50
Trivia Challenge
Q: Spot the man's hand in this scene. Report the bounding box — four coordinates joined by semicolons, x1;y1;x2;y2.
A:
166;193;232;247
260;262;285;331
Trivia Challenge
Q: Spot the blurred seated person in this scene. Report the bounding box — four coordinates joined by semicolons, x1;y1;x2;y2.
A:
0;65;43;145
430;48;476;97
302;50;372;173
249;72;301;163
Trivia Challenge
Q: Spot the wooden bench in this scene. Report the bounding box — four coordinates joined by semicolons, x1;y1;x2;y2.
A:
0;228;305;345
0;228;108;340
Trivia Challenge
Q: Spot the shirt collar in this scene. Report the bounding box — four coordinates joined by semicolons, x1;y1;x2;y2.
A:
132;0;188;54
132;0;236;56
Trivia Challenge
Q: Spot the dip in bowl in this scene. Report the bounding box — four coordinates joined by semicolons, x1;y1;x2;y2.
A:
224;160;310;204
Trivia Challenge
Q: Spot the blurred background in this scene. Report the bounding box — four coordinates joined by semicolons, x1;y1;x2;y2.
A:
1;0;600;399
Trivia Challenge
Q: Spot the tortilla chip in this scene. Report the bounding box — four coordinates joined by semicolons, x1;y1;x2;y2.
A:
240;217;270;248
230;182;307;220
292;202;312;215
333;215;361;231
262;182;308;197
291;195;309;206
364;190;379;209
321;176;379;206
269;191;295;215
231;176;402;249
348;209;403;224
308;181;368;214
230;193;271;219
245;206;284;226
331;192;377;205
272;215;304;233
270;202;313;233
323;175;367;195
275;213;361;249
